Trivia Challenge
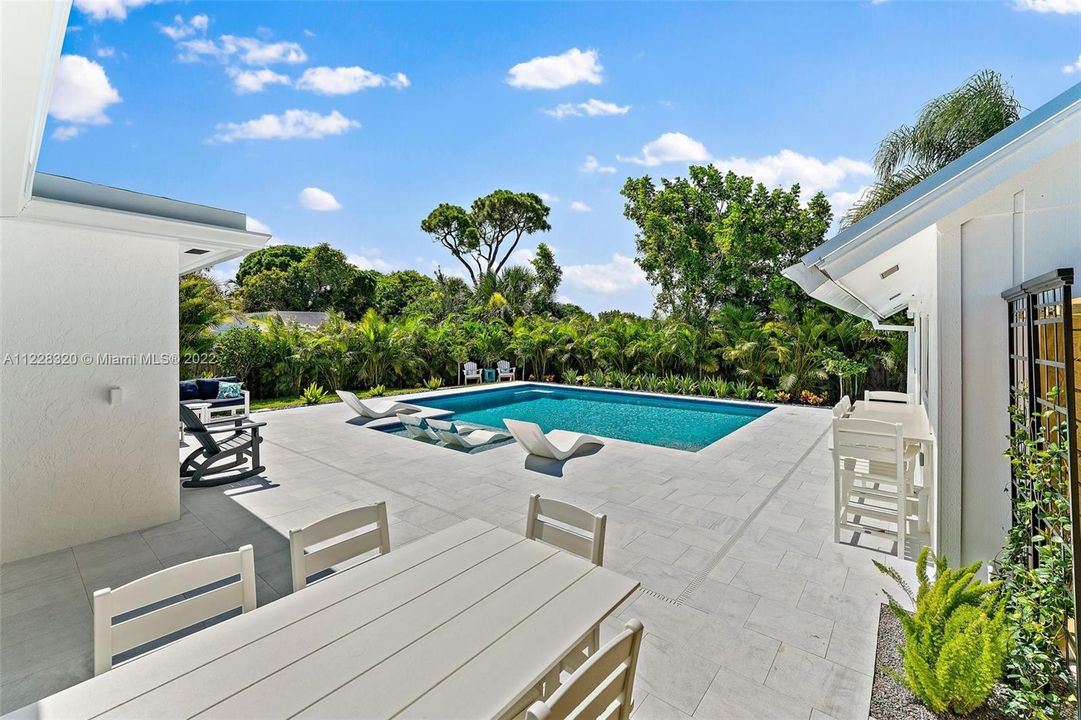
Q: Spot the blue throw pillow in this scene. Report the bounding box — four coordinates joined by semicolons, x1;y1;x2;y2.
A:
217;381;243;399
179;380;200;401
196;379;219;400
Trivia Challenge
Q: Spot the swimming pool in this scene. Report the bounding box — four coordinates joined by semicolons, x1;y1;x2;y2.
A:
416;384;771;452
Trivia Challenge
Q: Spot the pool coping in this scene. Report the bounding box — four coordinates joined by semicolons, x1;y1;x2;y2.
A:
368;381;800;455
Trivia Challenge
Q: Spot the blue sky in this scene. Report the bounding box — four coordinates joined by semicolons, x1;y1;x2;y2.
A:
45;0;1081;315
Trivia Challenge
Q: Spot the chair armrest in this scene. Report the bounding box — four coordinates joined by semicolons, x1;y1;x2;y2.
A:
206;421;267;434
204;414;250;426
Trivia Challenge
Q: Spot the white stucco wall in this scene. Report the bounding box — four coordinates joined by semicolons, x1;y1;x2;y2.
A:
934;139;1081;566
0;211;180;562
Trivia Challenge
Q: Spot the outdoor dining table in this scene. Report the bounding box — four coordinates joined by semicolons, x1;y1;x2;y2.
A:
848;400;936;533
6;518;639;720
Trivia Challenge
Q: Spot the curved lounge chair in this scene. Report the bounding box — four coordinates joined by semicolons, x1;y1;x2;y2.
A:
337;390;421;419
434;427;511;449
504;419;604;461
397;413;439;440
426;417;481;435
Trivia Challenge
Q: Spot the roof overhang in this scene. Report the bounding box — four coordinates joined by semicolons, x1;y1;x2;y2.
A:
785;81;1081;321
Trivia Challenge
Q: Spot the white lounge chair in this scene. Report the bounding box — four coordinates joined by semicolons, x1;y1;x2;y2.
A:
496;359;516;382
462;361;482;384
434;426;511;449
504;419;604;461
336;390;421;419
426;417;480;434
397;413;438;440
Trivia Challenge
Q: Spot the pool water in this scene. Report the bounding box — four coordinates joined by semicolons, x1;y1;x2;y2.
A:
417;385;771;452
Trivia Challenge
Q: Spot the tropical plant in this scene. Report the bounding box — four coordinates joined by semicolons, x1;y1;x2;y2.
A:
424;376;444;390
677;375;699;396
732;381;754;400
876;547;1009;715
179;273;228;379
997;391;1075;718
844;70;1021;226
661;374;682;395
585;369;606;388
368;384;386;397
638;373;661;393
301;382;327;405
560;369;579;386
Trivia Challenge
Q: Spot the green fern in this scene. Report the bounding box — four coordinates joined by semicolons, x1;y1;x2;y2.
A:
877;546;1010;715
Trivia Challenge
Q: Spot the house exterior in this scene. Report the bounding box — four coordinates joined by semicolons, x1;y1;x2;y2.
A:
784;82;1081;568
0;1;268;562
212;311;331;334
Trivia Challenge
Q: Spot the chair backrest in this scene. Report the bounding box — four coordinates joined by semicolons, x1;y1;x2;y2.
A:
397;413;427;429
832;418;904;469
179;403;219;454
525;493;606;566
505;419;549;452
335;390;366;415
290;502;390;592
864;390;914;405
426;417;463;433
463;362;479;375
832;395;852;418
497;359;511;372
93;545;255;675
525;619;644;720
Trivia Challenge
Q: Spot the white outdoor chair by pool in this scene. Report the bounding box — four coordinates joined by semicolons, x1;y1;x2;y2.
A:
425;417;480;434
525;619;644;720
433;425;512;449
289;502;391;592
505;419;604;461
462;361;482;384
93;545;255;675
832;417;916;555
336;390;421;419
497;359;516;381
526;494;607;690
832;395;852;418
397;413;439;440
864;390;915;404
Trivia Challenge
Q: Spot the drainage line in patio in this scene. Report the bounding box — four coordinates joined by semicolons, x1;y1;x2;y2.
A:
676;424;831;605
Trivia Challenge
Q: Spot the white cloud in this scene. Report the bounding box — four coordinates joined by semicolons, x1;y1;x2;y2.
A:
544;98;629;118
206;257;241;286
508;248;536;265
304;29;317;37
245;216;272;234
564;254;647;294
1063;54;1081;73
52;126;82;141
96;46;116;58
1013;0;1081;12
73;0;159;21
212;109;359;142
580;155;616;174
570;201;592;212
537;193;559;203
507;48;603;90
713;149;873;195
159;14;208;41
618;132;710;167
228;68;291;93
49;55;121;124
298;187;342;211
348;248;395;272
826;187;867;220
295;66;410;95
178;35;306;65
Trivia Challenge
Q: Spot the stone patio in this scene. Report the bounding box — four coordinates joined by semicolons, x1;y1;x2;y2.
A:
0;395;917;719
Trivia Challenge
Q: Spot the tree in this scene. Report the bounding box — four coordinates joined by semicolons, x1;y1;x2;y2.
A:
235;244;308;287
373;270;438;319
621;165;831;326
420;190;551;287
179;273;228;379
530;242;562;313
843;69;1021;226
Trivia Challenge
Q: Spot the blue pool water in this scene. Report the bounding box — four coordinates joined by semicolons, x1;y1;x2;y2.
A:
417;384;771;452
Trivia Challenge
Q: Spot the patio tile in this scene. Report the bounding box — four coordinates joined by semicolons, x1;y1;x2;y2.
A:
764;644;872;720
0;548;78;593
620;592;709;647
631;557;698;598
825;621;878;676
625;533;691;564
705;556;743;584
683;617;780;684
694;669;812;720
744;598;834;657
682;579;759;626
631;693;692;720
635;633;720;716
730;561;807;606
777;550;849;587
144;527;229;568
0;651;92;715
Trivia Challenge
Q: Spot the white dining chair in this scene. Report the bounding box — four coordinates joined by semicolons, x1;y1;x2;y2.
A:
832;395;852;418
93;545;255;675
525;619;644;720
864;390;915;404
832;418;915;555
289;502;390;592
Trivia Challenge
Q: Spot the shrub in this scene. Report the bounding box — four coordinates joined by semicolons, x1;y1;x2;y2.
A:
876;547;1009;715
799;389;828;405
756;386;778;401
561;369;579;386
775;390;792;403
585;369;605;388
368;384;386;397
638;373;660;393
677;376;698;395
424;376;444;390
732;381;754;399
301;382;327;405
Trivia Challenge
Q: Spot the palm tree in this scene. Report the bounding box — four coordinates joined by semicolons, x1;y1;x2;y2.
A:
179;274;227;378
353;309;413;387
843;70;1021;227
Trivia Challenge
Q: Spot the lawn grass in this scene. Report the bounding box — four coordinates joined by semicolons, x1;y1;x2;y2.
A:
249;385;457;412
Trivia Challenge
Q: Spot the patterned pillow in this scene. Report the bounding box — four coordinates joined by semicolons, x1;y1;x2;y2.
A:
217;381;243;399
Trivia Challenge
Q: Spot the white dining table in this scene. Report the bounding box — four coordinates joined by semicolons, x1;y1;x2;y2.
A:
848;400;936;533
6;519;639;720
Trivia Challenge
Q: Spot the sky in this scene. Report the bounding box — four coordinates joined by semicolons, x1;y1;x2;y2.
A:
44;0;1081;315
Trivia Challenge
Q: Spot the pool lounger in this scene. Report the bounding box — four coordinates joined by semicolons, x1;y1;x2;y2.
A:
434;427;511;449
338;390;422;419
396;413;439;441
503;419;604;461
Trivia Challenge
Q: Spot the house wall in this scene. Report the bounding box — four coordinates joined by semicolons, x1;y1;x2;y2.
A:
0;212;180;562
934;139;1081;567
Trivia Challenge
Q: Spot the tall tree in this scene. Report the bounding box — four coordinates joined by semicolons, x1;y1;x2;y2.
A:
530;242;562;313
373;270;437;319
420;190;551;287
843;69;1021;226
179;273;227;378
621;165;831;326
235;244;308;287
